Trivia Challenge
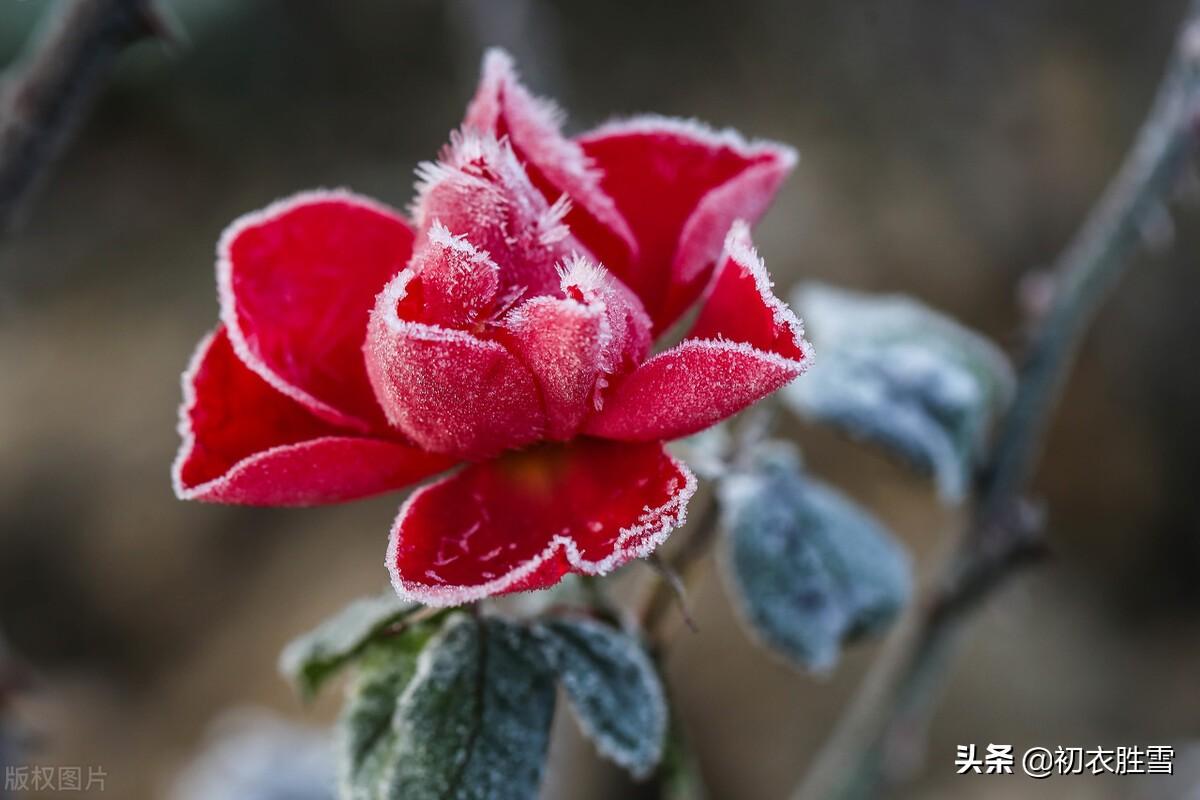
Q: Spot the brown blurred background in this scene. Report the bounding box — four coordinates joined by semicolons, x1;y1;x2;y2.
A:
2;1;1200;798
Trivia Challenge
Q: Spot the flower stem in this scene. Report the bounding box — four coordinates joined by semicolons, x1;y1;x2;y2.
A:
795;3;1200;798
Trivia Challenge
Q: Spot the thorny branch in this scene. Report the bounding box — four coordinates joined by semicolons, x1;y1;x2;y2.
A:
0;0;169;234
795;2;1200;798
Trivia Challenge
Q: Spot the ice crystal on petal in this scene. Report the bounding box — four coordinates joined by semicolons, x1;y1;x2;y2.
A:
412;130;584;298
409;222;501;328
365;271;545;459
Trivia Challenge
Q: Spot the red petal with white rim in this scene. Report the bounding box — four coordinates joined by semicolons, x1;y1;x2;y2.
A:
500;294;606;441
412;131;581;298
577;116;796;332
500;257;652;439
218;190;414;431
585;222;811;442
463;49;638;275
387;439;696;607
408;222;501;328
174;328;454;505
364;270;545;459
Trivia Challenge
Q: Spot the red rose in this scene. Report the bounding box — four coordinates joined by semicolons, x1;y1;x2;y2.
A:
173;50;811;606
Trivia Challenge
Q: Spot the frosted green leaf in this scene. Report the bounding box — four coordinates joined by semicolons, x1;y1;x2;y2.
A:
533;617;667;779
783;283;1015;503
719;445;912;672
279;593;418;700
337;629;430;800
383;614;556;800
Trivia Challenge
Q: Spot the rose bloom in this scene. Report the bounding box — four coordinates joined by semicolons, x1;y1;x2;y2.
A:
173;51;811;606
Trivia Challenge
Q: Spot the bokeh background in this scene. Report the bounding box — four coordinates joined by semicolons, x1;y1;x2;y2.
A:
3;1;1200;798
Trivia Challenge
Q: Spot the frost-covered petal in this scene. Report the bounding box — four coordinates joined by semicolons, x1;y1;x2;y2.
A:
412;130;583;298
557;255;653;374
174;328;454;506
387;439;696;607
585;223;811;442
364;270;544;460
407;221;501;328
578;116;796;331
219;190;415;431
501;295;605;441
500;257;652;440
463;48;637;275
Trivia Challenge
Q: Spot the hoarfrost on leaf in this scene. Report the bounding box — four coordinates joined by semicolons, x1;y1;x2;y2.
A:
718;444;912;672
783;283;1015;503
384;614;556;800
279;593;418;700
532;617;667;779
338;631;431;800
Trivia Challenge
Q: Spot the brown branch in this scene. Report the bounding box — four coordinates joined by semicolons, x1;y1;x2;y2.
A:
0;0;169;233
794;3;1200;798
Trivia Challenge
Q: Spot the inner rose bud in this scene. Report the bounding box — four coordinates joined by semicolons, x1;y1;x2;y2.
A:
365;219;653;457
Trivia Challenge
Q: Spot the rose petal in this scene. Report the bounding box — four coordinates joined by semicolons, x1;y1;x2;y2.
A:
365;270;545;459
412;131;579;297
219;189;414;431
500;257;652;440
463;49;638;275
688;221;810;357
577;116;796;331
409;221;501;328
387;439;696;606
556;255;653;374
585;223;812;442
501;295;605;441
174;327;454;505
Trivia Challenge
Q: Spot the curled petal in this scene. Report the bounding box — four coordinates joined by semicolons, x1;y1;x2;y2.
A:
413;131;579;296
577;116;796;331
365;270;545;459
689;221;811;357
464;48;637;273
387;439;697;607
409;222;500;328
218;190;414;431
174;328;454;505
501;295;606;441
585;223;812;442
501;257;652;439
557;255;653;373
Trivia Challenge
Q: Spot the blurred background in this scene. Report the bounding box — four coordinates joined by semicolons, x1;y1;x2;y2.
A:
2;1;1200;798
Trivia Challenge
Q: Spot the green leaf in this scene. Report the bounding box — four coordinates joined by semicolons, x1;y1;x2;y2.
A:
783;283;1015;503
338;629;431;800
719;445;912;672
533;617;667;779
383;614;556;800
279;593;417;700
